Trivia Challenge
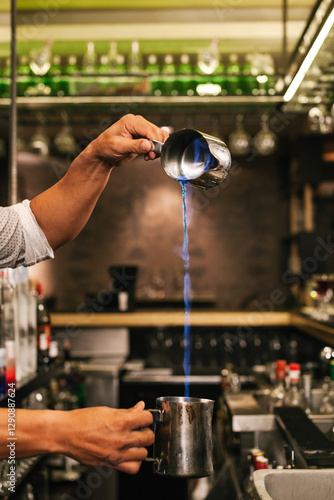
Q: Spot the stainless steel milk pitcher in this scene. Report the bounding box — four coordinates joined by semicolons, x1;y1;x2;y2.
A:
146;396;214;478
151;129;231;189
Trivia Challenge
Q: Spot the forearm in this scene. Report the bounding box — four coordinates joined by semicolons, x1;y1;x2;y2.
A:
30;142;111;251
0;408;68;459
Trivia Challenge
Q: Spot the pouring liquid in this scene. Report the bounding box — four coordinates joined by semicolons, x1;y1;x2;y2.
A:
181;181;192;398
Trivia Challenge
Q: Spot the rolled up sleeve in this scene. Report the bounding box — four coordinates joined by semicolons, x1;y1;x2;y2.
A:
0;200;54;268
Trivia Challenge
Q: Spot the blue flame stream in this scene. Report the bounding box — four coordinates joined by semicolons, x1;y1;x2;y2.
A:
181;181;192;398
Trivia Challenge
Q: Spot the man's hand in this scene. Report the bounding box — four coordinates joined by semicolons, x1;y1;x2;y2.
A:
62;401;154;474
91;114;169;168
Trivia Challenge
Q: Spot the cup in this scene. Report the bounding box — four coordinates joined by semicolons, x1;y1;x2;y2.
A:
146;396;214;478
151;129;231;190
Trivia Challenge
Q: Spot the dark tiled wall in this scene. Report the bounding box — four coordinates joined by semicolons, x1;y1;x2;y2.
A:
18;146;289;311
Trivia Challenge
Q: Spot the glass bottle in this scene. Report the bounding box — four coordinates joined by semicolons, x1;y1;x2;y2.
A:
28;279;38;375
211;57;225;95
64;55;80;96
2;57;11;98
128;40;143;74
14;267;30;379
284;363;307;408
0;270;16;387
269;359;287;410
320;360;334;414
108;41;119;73
82;41;97;74
145;54;160;96
48;54;66;96
97;54;110;95
160;54;177;96
241;54;258;96
0;345;6;399
176;54;193;96
36;282;51;371
17;55;33;97
226;53;242;95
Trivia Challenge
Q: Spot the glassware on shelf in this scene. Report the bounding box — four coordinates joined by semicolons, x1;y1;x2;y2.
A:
29;40;52;76
228;114;251;156
253;114;278;156
320;360;334;414
197;38;219;75
308;274;334;321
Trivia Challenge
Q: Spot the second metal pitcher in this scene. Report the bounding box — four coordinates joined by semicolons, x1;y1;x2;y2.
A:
146;396;214;478
152;129;231;189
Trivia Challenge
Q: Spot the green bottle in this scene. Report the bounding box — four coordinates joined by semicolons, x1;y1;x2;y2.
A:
241;54;257;96
226;53;242;95
64;55;79;96
145;54;160;96
211;58;225;95
97;54;110;95
160;54;177;96
0;60;4;98
17;55;33;96
2;57;11;98
176;54;194;96
194;60;209;96
48;54;63;96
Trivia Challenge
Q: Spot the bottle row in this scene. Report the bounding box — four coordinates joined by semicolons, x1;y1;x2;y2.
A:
0;40;278;98
0;269;61;400
269;359;334;416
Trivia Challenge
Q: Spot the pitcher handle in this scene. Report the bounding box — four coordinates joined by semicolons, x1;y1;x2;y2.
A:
150;140;164;156
145;409;164;463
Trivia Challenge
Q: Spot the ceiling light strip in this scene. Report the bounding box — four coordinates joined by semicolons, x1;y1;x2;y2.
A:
283;7;334;102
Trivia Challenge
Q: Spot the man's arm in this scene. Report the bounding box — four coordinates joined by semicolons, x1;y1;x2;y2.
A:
30;114;168;251
0;402;154;474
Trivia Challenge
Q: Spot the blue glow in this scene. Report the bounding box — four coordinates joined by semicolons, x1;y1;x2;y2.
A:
181;181;192;398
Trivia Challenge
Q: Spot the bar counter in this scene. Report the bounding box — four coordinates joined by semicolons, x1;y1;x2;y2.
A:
50;310;334;345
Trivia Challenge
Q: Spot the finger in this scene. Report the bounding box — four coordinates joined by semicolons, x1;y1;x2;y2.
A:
114;460;143;475
126;428;155;448
125;114;168;143
125;409;154;430
117;137;152;156
109;445;149;464
132;401;145;411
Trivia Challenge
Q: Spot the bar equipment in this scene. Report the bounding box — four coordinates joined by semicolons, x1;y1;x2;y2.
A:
151;129;231;189
146;396;214;478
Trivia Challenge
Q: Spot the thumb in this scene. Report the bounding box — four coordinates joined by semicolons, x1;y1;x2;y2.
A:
132;400;145;411
132;138;152;154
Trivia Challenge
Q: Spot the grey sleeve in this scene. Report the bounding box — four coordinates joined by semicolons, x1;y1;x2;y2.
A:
0;200;54;268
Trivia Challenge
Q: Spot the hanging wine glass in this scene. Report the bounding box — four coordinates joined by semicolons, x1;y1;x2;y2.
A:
54;111;77;156
253;113;278;156
228;114;251;156
29;114;49;157
197;38;219;75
